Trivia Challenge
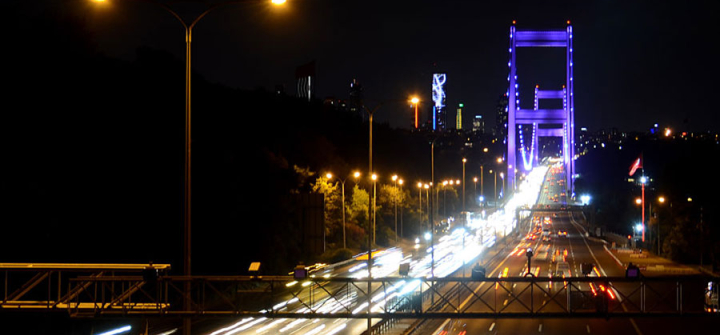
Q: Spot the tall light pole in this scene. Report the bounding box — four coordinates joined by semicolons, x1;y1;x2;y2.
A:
462;158;467;212
399;179;404;239
490;170;497;208
473;177;478;208
480;164;484;207
91;2;288;334
392;174;399;242
418;182;423;216
411;97;420;129
372;173;378;244
656;196;665;255
326;171;360;249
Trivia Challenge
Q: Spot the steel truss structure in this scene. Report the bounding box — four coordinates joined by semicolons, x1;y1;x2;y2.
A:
3;264;716;319
507;23;575;194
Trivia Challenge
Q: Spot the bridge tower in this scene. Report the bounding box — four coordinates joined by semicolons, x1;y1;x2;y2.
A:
507;21;575;195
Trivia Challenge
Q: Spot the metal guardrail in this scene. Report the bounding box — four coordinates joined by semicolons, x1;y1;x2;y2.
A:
3;264;717;319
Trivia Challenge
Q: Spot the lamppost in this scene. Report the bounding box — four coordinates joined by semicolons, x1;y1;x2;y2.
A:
399;179;404;239
91;2;288;334
372;173;378;245
417;182;423;216
462;158;467;212
392;174;399;242
473;177;478;208
490;169;496;208
657;196;665;255
480;164;484;207
326;171;360;249
411;97;420;129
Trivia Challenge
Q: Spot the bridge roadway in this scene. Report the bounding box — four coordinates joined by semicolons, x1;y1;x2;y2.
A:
422;165;718;335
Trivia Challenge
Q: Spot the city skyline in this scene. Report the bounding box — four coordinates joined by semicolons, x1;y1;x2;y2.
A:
21;0;713;132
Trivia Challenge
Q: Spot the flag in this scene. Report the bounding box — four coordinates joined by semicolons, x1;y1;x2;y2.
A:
629;156;642;176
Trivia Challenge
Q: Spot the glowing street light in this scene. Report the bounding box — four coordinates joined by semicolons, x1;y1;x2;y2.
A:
635;198;642;205
410;96;420;129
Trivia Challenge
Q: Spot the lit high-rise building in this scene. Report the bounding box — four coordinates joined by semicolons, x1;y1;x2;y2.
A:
456;103;463;130
473;115;484;134
432;73;447;130
296;61;315;101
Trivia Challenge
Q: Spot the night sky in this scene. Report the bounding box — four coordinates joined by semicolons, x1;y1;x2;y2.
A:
12;0;720;131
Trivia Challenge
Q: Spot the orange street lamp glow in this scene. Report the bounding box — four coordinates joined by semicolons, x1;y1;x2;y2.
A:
371;174;377;181
326;173;332;179
271;0;287;5
417;182;423;188
392;175;398;181
497;157;503;163
456;179;461;185
354;171;361;178
398;179;404;185
658;196;665;203
410;97;420;129
635;198;642;205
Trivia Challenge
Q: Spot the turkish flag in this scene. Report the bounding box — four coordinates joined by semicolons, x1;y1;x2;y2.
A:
629;157;642;176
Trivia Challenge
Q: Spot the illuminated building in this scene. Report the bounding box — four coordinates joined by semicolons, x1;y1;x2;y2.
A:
456;103;463;130
473;115;484;134
432;73;447;130
296;61;315;101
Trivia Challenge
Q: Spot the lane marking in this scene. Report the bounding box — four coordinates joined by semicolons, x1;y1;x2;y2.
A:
489;322;496;331
569;214;644;335
586;324;591;333
503;299;508;306
538;323;543;332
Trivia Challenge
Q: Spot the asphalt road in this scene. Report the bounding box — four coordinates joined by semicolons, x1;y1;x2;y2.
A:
427;165;718;335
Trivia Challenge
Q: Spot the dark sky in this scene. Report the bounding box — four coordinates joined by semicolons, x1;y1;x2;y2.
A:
26;0;720;132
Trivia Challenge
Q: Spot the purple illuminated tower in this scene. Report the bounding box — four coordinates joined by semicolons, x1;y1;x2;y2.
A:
507;22;575;195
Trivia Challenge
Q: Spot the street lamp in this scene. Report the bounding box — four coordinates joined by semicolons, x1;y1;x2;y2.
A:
473;177;478;208
392;174;399;242
656;196;666;255
91;2;288;334
399;179;404;238
417;182;423;216
410;96;420;129
462;158;467;212
326;171;360;249
371;173;378;244
490;169;497;208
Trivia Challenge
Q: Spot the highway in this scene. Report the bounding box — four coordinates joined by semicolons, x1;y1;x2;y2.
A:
182;162;716;335
190;167;550;335
427;163;717;335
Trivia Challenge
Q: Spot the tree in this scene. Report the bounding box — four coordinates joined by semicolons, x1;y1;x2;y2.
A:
347;185;370;247
312;175;341;245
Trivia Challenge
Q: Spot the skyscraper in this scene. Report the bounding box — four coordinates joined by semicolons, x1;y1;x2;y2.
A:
296;61;316;101
432;73;447;130
456;103;463;130
473;115;484;134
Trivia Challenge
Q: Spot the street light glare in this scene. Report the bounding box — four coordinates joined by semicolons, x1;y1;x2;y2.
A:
354;171;361;178
371;174;377;181
326;173;332;179
398;179;403;185
658;196;665;203
635;198;642;205
410;97;419;104
271;0;287;5
392;175;398;181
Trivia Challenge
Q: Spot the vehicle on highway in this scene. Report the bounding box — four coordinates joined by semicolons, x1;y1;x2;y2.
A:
557;230;568;237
